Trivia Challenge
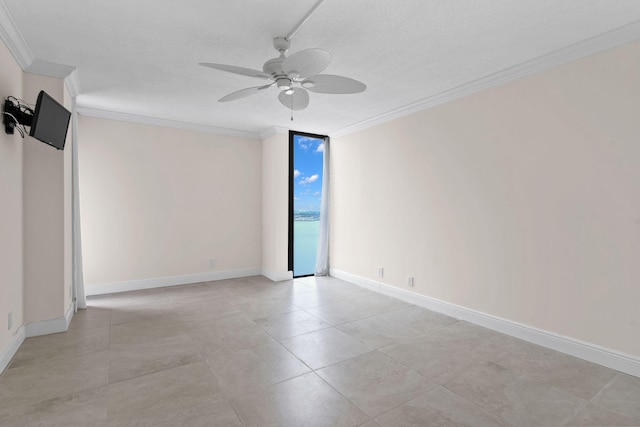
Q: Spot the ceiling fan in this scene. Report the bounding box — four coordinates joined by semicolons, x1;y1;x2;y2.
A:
199;0;366;112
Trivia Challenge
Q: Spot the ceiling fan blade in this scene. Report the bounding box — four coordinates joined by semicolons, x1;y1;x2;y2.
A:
200;63;271;80
281;49;331;79
219;84;273;102
278;88;310;110
302;74;366;94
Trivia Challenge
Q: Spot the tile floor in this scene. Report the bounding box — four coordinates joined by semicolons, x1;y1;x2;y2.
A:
1;275;639;426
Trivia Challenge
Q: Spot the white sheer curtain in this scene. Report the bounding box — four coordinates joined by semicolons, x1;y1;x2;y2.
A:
315;137;330;276
71;99;87;310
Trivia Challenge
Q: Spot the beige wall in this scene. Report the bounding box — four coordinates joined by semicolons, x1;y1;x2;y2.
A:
77;116;262;288
331;41;640;357
22;73;69;322
0;42;72;363
261;132;291;280
63;87;73;309
0;38;24;351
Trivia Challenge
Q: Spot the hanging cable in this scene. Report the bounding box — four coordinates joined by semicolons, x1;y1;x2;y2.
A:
3;97;33;137
8;96;34;109
3;112;26;137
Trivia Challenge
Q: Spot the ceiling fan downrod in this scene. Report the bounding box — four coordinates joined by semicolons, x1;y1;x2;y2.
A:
267;0;325;93
286;0;325;41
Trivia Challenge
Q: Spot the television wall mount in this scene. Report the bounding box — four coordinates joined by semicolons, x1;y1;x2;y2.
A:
3;97;34;137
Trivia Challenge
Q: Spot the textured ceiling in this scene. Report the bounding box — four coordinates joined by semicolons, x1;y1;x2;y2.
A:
3;0;640;137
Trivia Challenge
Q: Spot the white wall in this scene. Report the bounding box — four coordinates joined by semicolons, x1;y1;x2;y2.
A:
331;40;640;357
77;116;262;289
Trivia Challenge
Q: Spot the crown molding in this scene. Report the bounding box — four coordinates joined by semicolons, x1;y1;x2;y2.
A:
4;0;640;141
0;0;76;79
0;0;33;68
0;0;257;139
65;70;81;98
259;126;289;140
76;104;262;140
330;19;640;138
25;59;75;79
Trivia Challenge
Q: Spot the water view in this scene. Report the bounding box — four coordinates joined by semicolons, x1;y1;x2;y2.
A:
293;211;320;276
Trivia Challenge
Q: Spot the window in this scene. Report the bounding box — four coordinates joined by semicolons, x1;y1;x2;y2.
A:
289;131;326;277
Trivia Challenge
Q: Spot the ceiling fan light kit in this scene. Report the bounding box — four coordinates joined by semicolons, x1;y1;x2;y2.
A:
199;0;365;113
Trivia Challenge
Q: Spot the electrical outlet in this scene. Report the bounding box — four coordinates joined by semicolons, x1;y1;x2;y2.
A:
407;276;414;287
8;312;12;330
208;259;215;269
377;267;384;278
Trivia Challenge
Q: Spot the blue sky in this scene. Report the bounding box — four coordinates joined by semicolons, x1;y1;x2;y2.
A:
293;134;324;211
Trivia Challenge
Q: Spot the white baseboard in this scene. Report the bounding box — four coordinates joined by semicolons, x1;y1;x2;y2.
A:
0;325;25;374
261;268;293;282
85;267;262;296
331;268;640;378
1;304;75;374
25;303;75;338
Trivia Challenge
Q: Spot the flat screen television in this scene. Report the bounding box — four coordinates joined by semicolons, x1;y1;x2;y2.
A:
29;90;71;150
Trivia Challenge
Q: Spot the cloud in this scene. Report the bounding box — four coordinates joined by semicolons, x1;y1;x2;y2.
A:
297;136;316;151
297;136;325;152
299;174;319;185
293;196;300;200
293;169;301;178
313;191;321;196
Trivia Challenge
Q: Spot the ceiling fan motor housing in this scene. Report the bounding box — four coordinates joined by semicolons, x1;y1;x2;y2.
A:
276;77;292;91
263;53;294;90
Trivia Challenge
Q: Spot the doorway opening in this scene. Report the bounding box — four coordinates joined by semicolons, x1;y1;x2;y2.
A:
288;131;326;277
